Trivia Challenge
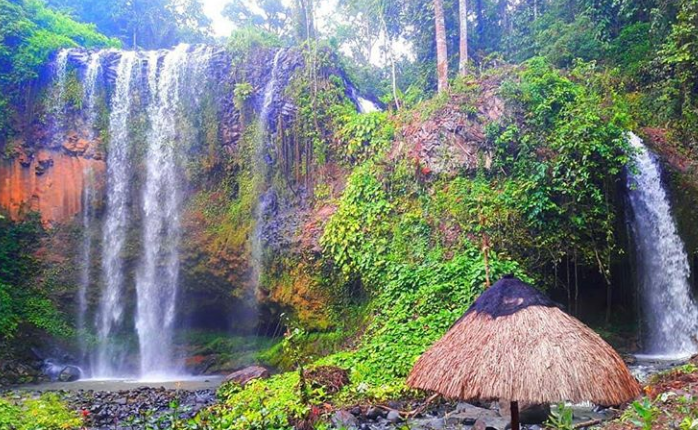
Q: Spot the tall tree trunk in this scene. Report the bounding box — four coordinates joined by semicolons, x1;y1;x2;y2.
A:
434;0;449;93
459;0;469;75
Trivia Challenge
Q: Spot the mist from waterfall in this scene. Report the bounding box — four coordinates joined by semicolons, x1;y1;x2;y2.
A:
627;132;698;359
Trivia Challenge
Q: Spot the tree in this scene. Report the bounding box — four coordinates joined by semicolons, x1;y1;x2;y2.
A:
459;0;469;75
294;0;316;43
434;0;448;92
223;0;293;38
47;0;211;48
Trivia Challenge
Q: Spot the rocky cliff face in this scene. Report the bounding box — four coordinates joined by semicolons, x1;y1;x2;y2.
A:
0;144;104;227
0;44;501;341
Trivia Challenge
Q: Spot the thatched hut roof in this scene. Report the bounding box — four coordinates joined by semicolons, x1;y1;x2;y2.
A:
407;276;641;406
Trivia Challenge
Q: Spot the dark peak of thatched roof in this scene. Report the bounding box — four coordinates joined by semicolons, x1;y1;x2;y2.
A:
466;275;560;318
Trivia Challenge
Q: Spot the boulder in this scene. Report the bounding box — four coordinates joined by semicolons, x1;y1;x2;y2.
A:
499;402;551;424
58;365;82;382
332;410;359;429
445;403;509;430
386;410;401;423
224;365;269;386
184;355;215;375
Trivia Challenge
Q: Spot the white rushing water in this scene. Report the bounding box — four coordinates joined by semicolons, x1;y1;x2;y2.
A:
135;46;186;379
357;96;379;113
50;45;325;379
94;52;137;378
83;51;104;138
76;52;103;363
250;49;284;292
134;45;213;379
51;49;70;142
77;165;93;361
627;132;698;359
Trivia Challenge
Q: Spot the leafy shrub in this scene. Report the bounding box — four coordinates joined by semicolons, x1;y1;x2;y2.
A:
227;26;282;64
334;108;395;163
321;163;392;282
536;14;608;68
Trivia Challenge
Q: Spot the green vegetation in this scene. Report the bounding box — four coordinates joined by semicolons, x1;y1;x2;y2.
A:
0;215;72;342
0;0;118;141
0;393;82;430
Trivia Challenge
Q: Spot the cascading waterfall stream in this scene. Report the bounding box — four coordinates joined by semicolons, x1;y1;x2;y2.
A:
65;45;216;379
250;49;284;291
135;45;190;379
83;50;104;138
77;167;93;359
77;51;103;361
627;132;698;359
51;50;69;142
94;52;137;378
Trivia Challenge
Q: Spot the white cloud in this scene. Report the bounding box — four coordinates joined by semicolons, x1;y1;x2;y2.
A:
202;0;235;37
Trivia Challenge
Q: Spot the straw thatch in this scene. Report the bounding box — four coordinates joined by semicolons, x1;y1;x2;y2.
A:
407;276;641;406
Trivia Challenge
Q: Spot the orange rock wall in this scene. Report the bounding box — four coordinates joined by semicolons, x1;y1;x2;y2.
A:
0;150;105;227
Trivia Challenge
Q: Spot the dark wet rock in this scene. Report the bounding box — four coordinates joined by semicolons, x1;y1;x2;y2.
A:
366;406;385;420
386;410;401;423
66;387;217;429
499;402;550;424
445;403;509;430
0;359;45;387
472;419;487;430
224;365;270;386
333;410;359;429
58;365;82;382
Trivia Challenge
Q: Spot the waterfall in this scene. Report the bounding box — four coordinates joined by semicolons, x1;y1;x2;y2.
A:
83;51;104;138
94;52;137;378
46;45;290;379
627;132;698;359
77;51;102;363
135;46;185;378
357;97;379;113
51;49;69;142
77;166;93;361
251;49;284;291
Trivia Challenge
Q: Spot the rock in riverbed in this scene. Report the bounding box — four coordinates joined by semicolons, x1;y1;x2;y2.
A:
223;365;270;386
63;386;216;429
